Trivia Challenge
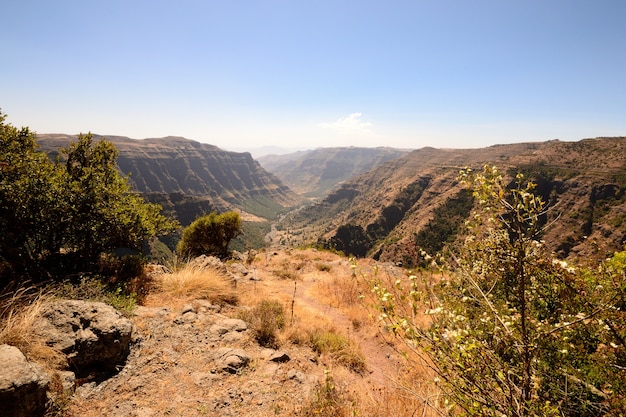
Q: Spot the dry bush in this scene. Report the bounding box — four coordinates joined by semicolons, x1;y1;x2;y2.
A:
152;263;238;306
285;321;367;375
301;371;357;417
238;299;285;348
0;287;65;371
314;262;332;272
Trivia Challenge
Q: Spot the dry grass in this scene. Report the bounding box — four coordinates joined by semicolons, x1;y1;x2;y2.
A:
0;287;65;371
148;263;238;307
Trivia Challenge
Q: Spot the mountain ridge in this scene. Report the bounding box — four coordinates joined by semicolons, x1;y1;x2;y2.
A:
258;146;411;198
37;134;303;223
280;137;626;265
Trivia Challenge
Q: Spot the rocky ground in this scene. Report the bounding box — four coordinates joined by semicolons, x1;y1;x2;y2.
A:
64;249;414;417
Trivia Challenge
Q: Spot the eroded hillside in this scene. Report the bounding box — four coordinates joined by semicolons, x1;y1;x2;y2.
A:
37;135;303;223
281;138;626;265
258;146;410;198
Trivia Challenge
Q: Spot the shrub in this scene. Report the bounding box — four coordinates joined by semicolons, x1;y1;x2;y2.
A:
177;212;242;259
240;299;285;348
309;329;367;374
366;165;626;416
301;370;356;417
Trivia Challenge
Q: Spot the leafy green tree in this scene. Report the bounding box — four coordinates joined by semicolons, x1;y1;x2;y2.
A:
0;112;178;280
62;134;178;264
365;165;625;416
177;211;242;259
0;114;67;277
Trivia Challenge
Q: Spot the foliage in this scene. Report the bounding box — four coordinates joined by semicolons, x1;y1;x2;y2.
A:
229;220;271;252
365;165;626;416
309;328;367;374
0;113;178;282
177;211;242;259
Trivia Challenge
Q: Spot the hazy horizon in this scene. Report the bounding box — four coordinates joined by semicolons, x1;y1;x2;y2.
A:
3;1;626;151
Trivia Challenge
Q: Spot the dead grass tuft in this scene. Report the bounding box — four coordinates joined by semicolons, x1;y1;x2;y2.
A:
301;370;357;417
285;320;367;375
0;287;65;371
151;263;238;306
238;299;285;348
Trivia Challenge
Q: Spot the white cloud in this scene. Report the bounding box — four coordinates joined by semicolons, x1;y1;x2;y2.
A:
320;112;374;135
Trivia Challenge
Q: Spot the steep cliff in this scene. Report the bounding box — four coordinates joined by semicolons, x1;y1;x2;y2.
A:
37;134;303;222
282;138;626;265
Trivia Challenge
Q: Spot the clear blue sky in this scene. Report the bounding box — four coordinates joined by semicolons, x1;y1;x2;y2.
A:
2;0;626;152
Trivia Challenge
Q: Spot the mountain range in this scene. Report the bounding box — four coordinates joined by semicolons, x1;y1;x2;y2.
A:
37;134;626;264
257;147;410;198
280;138;626;265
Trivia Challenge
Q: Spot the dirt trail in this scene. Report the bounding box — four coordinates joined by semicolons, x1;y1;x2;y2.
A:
258;257;404;387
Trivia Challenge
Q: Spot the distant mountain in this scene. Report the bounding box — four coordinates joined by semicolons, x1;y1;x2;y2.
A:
282;138;626;265
257;147;411;198
37;134;303;223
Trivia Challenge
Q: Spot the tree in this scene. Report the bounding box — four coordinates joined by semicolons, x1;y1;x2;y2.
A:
365;165;625;416
0;112;178;280
177;211;242;259
62;134;178;264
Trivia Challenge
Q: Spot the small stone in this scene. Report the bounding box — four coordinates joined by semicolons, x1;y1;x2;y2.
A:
213;348;250;374
181;304;195;314
268;351;290;363
287;369;307;383
174;311;197;324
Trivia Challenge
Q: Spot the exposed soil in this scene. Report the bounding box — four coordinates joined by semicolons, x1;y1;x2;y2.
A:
64;249;414;417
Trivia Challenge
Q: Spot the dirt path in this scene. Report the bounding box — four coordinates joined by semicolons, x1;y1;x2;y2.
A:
256;255;404;387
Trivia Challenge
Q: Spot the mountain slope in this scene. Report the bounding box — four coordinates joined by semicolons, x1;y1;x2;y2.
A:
282;138;626;264
258;147;410;198
37;134;303;222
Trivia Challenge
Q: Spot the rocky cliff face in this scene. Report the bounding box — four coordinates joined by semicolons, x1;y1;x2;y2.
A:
283;138;626;265
37;135;303;222
258;146;410;198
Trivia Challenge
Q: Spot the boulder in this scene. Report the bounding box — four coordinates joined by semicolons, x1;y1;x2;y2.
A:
213;348;250;374
36;300;133;377
0;344;50;417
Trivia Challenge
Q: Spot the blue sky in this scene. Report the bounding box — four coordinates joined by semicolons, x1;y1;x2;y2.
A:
2;0;626;152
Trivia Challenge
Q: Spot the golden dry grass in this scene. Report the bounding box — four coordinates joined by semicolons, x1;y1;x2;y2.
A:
146;263;238;307
0;287;65;371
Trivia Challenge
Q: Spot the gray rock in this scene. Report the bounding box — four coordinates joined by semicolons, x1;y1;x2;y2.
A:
180;304;195;314
174;311;197;324
213;348;250;374
210;318;247;336
193;299;221;313
36;300;133;377
268;351;290;363
0;344;50;417
286;369;307;383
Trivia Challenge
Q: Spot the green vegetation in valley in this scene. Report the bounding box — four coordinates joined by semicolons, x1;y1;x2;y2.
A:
230;221;271;252
412;189;473;266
